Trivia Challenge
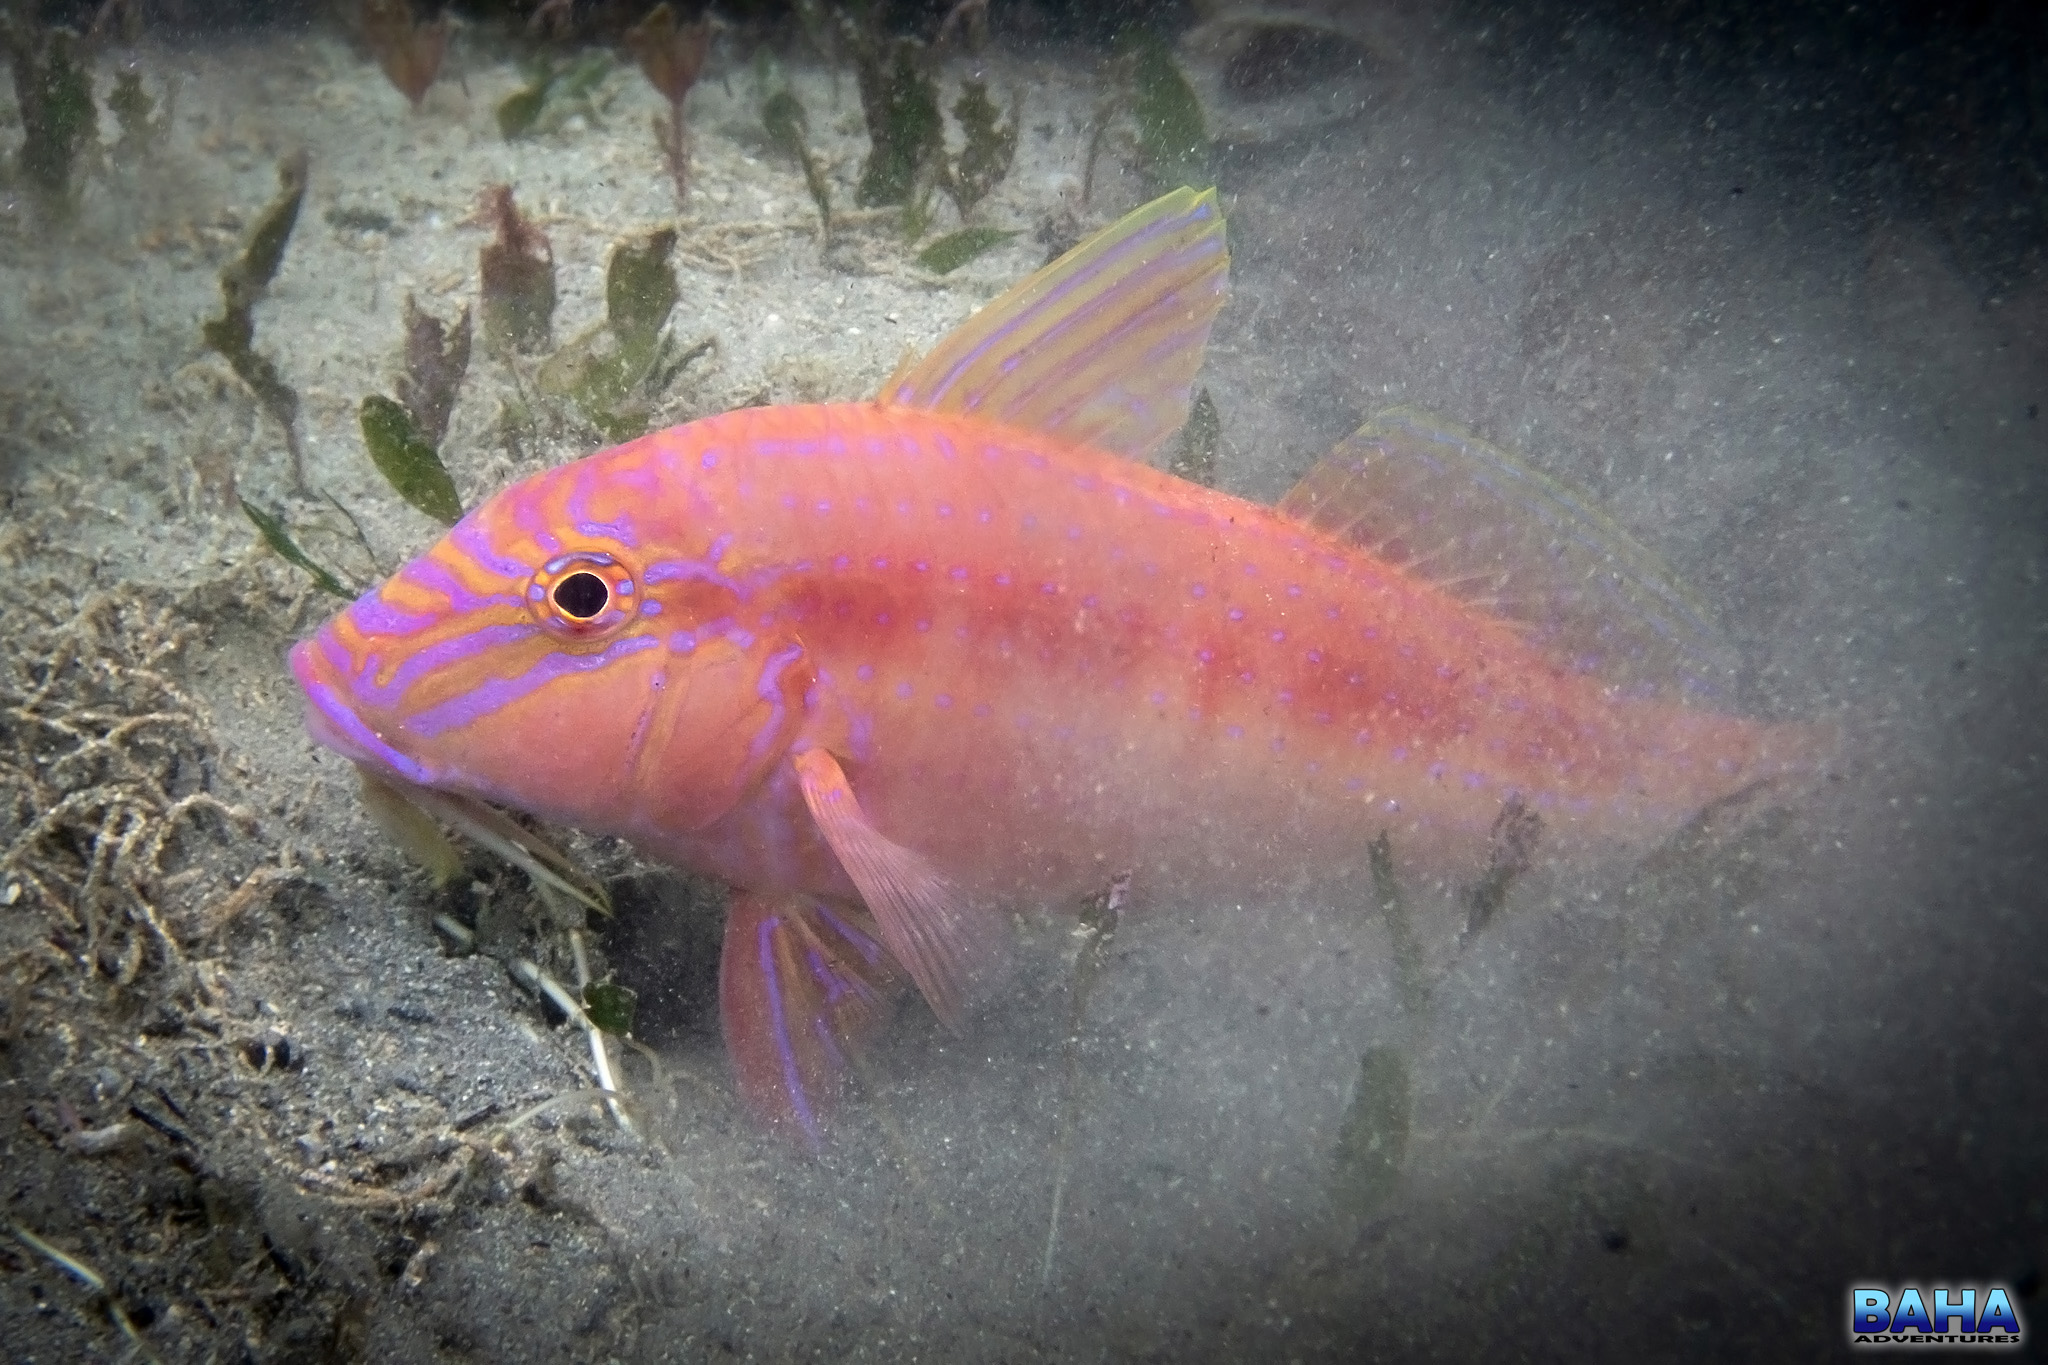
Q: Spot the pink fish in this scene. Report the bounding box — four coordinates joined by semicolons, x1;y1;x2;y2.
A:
291;190;1827;1144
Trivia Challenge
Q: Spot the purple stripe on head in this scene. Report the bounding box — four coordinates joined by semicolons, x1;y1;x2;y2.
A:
758;915;822;1145
349;596;443;638
566;469;638;546
302;680;435;785
407;633;662;737
356;622;538;707
449;519;532;579
398;557;527;614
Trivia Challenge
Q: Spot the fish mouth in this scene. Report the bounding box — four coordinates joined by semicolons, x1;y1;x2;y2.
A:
288;635;439;787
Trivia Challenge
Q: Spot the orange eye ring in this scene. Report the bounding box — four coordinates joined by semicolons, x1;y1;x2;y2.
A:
526;552;639;640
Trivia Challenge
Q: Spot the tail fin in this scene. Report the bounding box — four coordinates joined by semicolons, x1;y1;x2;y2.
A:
718;892;902;1150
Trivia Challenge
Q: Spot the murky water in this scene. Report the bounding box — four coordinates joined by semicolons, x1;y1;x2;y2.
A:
1;2;2041;1360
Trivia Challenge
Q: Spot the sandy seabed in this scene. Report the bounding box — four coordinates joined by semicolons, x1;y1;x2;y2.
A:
1;3;2043;1361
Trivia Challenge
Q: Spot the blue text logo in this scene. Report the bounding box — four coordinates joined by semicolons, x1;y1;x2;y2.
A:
1849;1284;2025;1348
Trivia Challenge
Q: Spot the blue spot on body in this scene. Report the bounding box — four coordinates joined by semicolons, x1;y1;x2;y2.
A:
1225;724;1244;739
895;682;913;700
935;694;953;709
856;664;875;682
1191;583;1207;599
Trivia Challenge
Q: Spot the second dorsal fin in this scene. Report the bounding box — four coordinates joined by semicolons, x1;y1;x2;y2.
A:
878;187;1230;463
1279;406;1741;702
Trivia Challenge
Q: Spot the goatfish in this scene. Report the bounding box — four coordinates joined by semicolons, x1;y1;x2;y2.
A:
290;188;1828;1145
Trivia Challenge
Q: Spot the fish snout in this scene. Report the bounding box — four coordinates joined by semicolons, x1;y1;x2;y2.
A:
288;633;437;786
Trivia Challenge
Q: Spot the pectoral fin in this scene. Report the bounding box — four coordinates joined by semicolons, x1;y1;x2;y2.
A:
719;892;899;1150
791;747;995;1030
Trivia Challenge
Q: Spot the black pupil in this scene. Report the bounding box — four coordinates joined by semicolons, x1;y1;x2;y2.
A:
553;572;610;619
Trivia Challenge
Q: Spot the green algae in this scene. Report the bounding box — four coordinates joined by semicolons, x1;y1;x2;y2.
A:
1127;28;1212;191
238;500;349;599
1084;30;1214;201
1331;1046;1412;1215
853;34;944;208
538;228;708;443
915;225;1018;275
497;51;613;141
581;981;638;1036
1461;796;1544;944
760;53;832;234
947;79;1018;217
477;185;557;355
202;152;310;489
360;395;462;526
2;20;94;198
1168;387;1221;487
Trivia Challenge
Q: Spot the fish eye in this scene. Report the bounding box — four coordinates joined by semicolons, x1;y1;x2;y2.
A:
527;552;638;640
553;572;609;618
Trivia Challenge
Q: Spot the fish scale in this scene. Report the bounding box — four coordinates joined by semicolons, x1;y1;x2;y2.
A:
291;189;1828;1146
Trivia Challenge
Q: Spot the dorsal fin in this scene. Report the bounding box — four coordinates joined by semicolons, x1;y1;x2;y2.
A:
1278;406;1741;702
878;187;1229;463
